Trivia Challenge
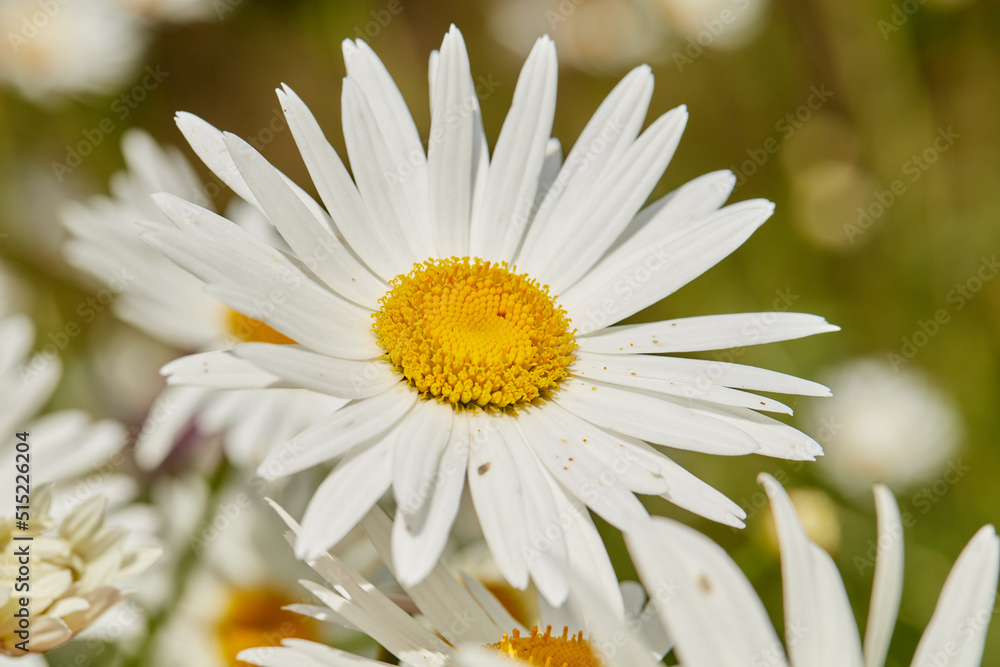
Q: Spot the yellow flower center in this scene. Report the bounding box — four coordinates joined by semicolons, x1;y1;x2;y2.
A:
226;309;296;345
486;626;603;667
217;587;317;666
373;257;576;412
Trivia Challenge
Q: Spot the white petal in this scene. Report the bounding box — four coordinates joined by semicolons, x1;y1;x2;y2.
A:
761;473;864;667
147;193;381;359
580;350;831;397
627;516;790;667
465;413;530;589
29;411;124;484
341;79;431;265
563;200;775;333
469;36;557;262
0;315;34;376
221;132;386;307
392;399;454;515
554;379;759;456
162;351;283;389
503;421;570;606
256;385;416;480
613;436;747;528
278;84;402;280
270;504;453;663
390;429;471;592
608;169;736;256
864;485;904;667
427;26;483;257
518;66;654;270
428;49;439;99
295;577;447;664
910;525;999;667
0;337;61;437
360;505;503;647
460;572;525;634
120;128;207;206
342;40;433;259
240;642;389;667
206;283;382;361
570;352;794;415
577;312;840;353
233;343;399;399
296;438;393;560
175;111;261;211
670;397;823;461
133;386;205;470
546;476;626;621
534;106;689;293
532;138;563;214
516;403;649;529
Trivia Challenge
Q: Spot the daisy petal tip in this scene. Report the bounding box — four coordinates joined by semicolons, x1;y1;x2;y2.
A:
264;498;301;533
756;471;780;489
971;523;999;548
235;649;266;665
254;462;277;482
294;539;323;563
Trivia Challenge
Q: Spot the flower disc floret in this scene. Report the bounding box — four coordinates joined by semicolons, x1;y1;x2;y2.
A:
486;626;603;667
373;257;576;412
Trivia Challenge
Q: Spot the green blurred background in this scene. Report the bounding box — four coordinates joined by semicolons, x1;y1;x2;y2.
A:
1;0;998;664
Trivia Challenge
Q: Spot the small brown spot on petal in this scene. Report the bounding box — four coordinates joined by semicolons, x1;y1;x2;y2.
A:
478;462;491;475
698;573;713;593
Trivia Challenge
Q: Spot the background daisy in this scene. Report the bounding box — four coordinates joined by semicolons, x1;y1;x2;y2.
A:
61;129;348;470
628;474;999;667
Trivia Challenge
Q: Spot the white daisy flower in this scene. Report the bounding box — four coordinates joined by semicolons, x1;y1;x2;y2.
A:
0;0;145;102
62;129;348;470
238;503;667;667
0;486;162;656
147;483;355;667
141;25;837;605
628;473;1000;667
0;314;127;503
803;359;963;496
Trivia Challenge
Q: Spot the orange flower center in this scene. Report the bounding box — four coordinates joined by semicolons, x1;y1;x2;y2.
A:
217;587;316;666
226;310;295;345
